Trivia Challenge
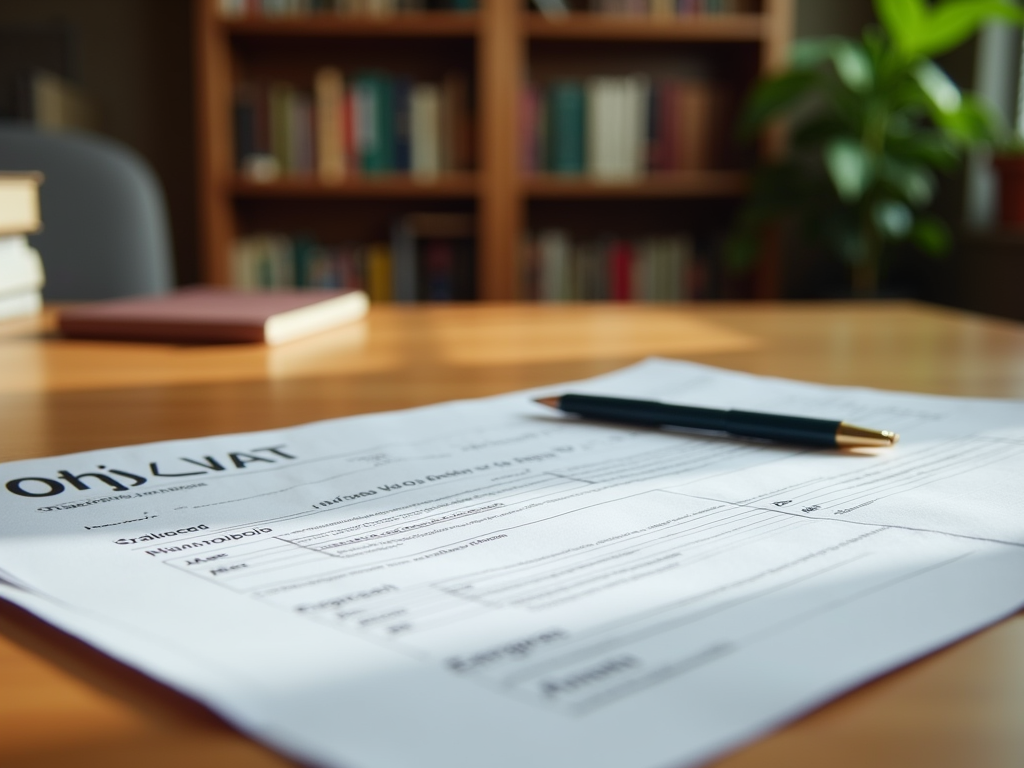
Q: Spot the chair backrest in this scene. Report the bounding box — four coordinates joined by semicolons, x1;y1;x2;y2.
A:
0;123;174;300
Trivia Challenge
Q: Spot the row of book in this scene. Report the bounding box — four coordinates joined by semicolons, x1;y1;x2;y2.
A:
234;69;471;180
219;0;476;17
521;230;698;301
583;0;755;14
231;214;475;302
522;75;723;178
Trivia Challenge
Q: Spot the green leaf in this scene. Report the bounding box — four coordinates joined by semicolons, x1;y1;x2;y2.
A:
886;131;960;171
909;1;1024;60
791;38;838;69
913;60;961;113
872;199;914;239
898;169;936;207
831;41;875;93
792;38;874;93
874;0;927;58
934;93;1001;143
910;214;952;256
879;158;936;207
792;117;853;149
876;0;1024;61
738;71;817;138
825;138;873;202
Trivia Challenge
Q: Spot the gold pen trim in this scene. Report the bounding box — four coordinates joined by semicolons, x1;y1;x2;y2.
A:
835;422;899;448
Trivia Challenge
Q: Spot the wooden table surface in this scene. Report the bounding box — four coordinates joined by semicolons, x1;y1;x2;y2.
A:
2;301;1024;768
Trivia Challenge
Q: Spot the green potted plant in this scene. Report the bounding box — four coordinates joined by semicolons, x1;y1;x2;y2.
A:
729;0;1024;296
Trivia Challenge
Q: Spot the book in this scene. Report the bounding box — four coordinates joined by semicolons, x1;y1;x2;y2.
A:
526;230;696;301
0;174;43;235
537;228;571;300
236;69;471;180
290;88;315;175
393;78;412;171
57;287;370;345
609;239;632;300
525;72;721;179
390;217;418;302
548;81;585;175
410;82;441;178
268;81;292;174
232;212;475;301
314;67;345;180
0;235;46;297
440;71;470;171
409;212;474;300
0;182;46;322
365;242;393;301
422;239;455;300
0;290;42;321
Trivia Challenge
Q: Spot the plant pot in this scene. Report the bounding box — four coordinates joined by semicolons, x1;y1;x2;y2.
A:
993;154;1024;228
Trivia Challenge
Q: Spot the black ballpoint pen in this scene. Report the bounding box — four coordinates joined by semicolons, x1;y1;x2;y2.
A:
534;394;899;449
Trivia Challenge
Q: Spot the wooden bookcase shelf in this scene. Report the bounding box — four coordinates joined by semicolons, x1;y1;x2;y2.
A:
231;175;479;199
224;13;480;39
194;0;793;298
523;13;765;41
525;172;749;199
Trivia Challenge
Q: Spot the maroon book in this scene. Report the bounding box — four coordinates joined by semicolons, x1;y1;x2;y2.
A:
609;241;633;302
58;286;369;345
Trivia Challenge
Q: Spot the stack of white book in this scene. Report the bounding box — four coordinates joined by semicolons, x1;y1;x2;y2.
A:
0;173;45;320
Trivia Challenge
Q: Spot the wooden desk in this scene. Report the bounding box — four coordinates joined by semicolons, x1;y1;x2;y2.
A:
2;301;1024;768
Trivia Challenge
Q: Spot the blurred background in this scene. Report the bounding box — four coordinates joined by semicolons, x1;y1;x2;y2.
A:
0;0;1020;320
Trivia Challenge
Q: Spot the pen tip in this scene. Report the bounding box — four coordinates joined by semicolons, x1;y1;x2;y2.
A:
836;423;900;448
534;396;561;409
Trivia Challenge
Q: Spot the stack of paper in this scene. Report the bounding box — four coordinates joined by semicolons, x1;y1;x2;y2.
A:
2;359;1023;768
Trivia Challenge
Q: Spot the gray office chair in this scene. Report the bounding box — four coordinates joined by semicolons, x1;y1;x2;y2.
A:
0;123;174;300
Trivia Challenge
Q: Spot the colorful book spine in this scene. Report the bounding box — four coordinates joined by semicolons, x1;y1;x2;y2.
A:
231;215;475;302
314;67;345;180
520;84;540;174
390;217;417;302
548;81;585;175
268;81;291;174
609;240;632;301
236;70;470;180
366;242;392;301
526;72;718;179
525;231;697;302
410;82;441;178
423;240;455;300
537;228;571;300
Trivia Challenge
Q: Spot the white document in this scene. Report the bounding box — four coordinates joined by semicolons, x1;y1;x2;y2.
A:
2;359;1024;768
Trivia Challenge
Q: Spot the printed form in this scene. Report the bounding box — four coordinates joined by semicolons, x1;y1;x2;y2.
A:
2;359;1024;768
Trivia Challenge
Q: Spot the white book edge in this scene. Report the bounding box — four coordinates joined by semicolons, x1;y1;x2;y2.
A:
264;290;370;345
0;290;42;321
0;245;45;295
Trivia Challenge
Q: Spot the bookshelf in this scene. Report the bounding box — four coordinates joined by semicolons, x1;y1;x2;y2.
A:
194;0;793;300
